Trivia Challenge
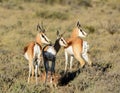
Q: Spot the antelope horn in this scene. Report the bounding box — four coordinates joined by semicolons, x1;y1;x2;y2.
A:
37;23;42;31
61;31;66;36
41;21;45;32
37;23;39;31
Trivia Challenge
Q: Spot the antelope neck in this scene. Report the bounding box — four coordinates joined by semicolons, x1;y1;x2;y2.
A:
71;28;79;38
35;34;42;46
53;39;61;54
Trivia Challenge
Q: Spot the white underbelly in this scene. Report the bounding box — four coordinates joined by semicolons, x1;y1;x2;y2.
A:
65;46;74;55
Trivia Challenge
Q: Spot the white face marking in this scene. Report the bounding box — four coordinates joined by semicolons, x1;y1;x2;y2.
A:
65;46;74;55
40;34;50;44
59;37;67;47
78;29;87;38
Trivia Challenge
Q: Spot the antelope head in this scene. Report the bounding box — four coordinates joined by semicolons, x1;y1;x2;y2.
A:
57;30;68;47
76;21;87;38
37;23;51;44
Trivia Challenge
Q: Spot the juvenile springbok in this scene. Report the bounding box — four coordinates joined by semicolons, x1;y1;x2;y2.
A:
24;24;51;85
42;31;68;85
64;21;92;72
41;71;61;87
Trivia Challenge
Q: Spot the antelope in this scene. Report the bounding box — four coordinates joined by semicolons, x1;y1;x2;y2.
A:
42;31;68;85
64;21;92;72
23;24;51;85
41;71;61;87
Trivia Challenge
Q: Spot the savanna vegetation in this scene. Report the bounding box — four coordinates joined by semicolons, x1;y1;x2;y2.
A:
0;0;120;93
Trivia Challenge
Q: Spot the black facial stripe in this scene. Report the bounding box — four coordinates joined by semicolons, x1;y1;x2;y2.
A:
80;29;85;35
42;34;44;38
61;38;66;45
42;34;49;42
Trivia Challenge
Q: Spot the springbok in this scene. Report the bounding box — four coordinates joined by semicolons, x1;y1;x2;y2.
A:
64;21;92;72
41;71;61;87
42;31;68;85
24;24;51;85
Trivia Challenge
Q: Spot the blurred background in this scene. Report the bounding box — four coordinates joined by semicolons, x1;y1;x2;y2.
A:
0;0;120;93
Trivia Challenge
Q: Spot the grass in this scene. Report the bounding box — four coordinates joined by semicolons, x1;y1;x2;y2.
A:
0;0;120;93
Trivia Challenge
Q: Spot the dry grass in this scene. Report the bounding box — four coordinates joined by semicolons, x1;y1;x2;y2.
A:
0;0;120;93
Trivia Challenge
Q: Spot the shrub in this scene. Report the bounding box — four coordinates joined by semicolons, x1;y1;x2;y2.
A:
85;25;95;34
0;0;3;2
106;20;119;35
108;41;119;53
78;0;92;7
36;10;69;20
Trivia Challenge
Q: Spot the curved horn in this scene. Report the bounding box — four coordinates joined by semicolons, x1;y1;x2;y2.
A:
37;23;45;32
37;23;39;31
61;31;66;36
57;30;66;37
41;21;44;30
37;23;42;31
41;21;46;33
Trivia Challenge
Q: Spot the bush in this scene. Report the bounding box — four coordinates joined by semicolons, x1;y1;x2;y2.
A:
0;0;3;2
78;0;92;7
85;25;95;34
106;20;119;35
36;10;69;20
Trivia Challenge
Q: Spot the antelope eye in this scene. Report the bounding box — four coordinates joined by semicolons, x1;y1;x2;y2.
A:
80;29;83;32
42;34;45;38
61;39;63;41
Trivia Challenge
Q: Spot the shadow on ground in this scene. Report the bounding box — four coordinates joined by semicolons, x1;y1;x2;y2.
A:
59;69;81;86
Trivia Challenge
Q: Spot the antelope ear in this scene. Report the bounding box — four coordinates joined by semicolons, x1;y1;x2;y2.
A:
77;21;81;28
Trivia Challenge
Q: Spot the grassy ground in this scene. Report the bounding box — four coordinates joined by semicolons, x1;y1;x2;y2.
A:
0;0;120;93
